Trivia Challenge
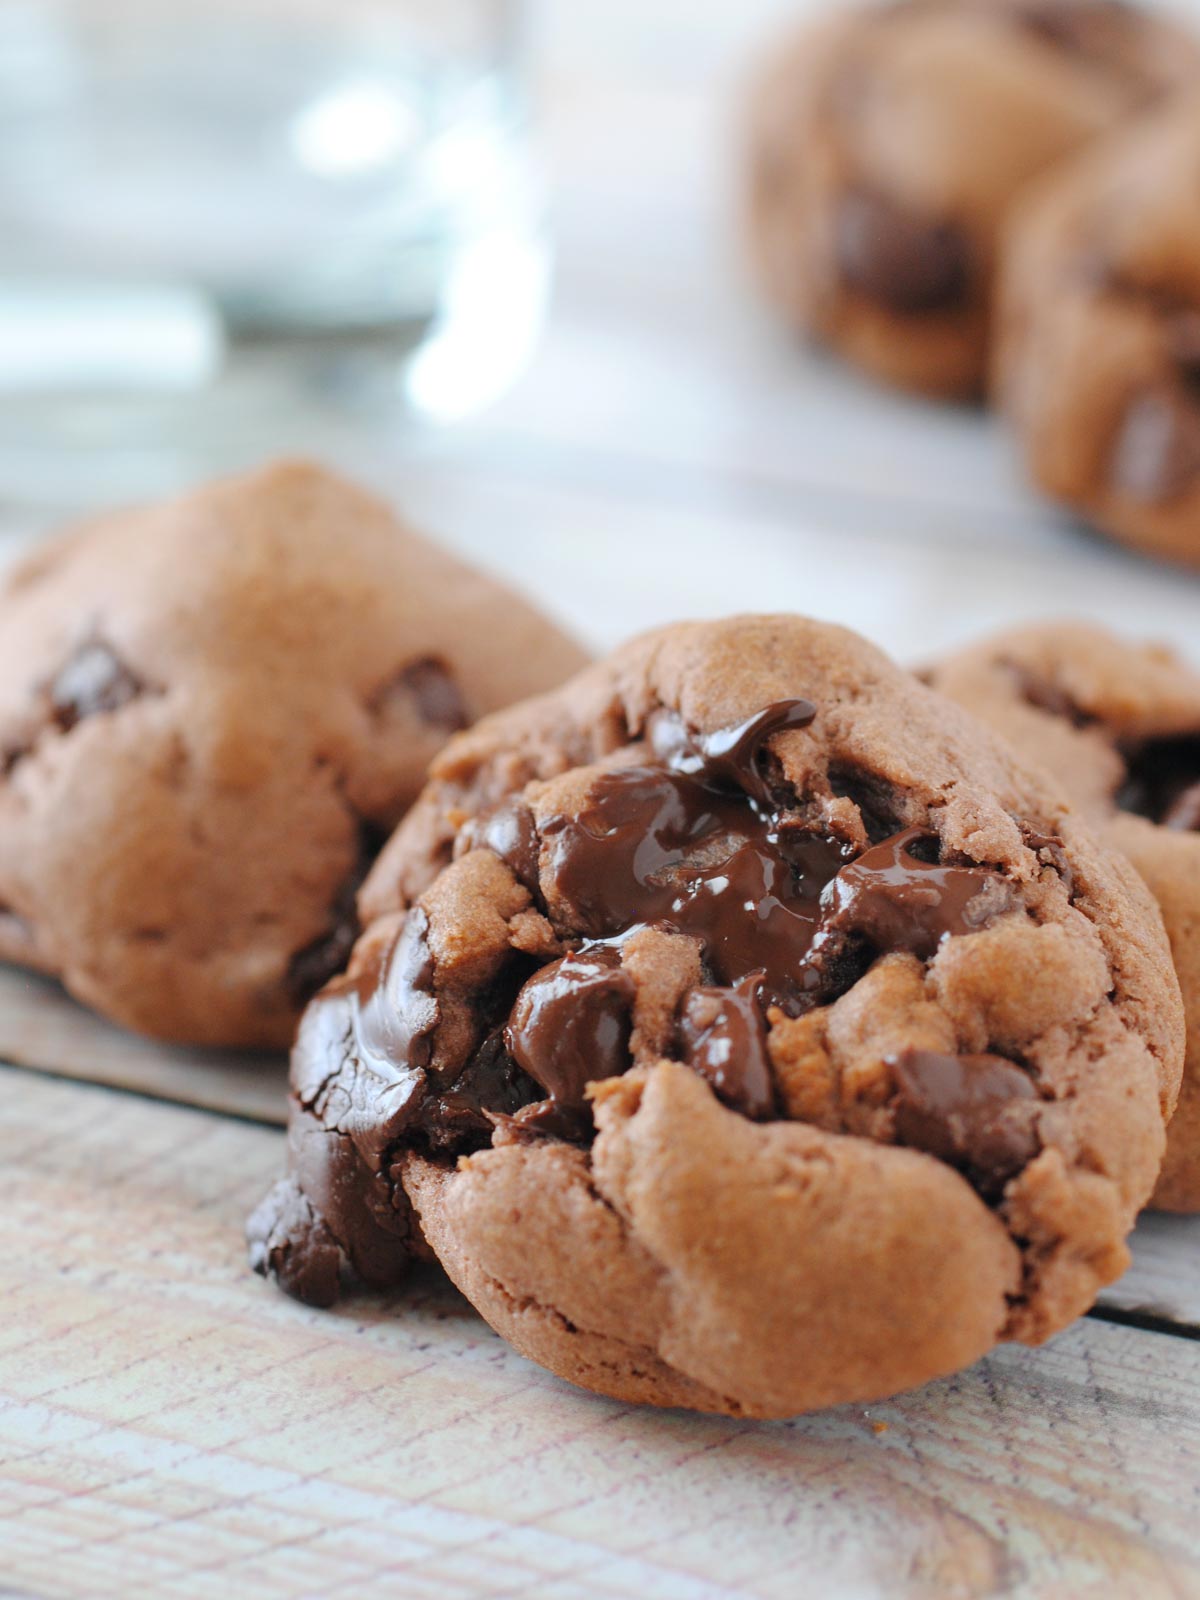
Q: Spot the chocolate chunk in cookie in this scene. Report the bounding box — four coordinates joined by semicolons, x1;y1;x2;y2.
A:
1118;737;1200;829
889;1047;1041;1198
834;191;973;315
677;975;775;1119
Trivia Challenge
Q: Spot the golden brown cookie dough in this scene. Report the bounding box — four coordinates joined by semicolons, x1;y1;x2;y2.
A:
745;0;1200;398
250;616;1183;1417
0;460;586;1047
928;621;1200;1209
996;100;1200;565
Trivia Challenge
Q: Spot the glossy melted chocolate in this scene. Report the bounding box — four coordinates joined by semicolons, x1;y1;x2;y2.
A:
677;974;775;1120
540;765;850;1008
509;701;1014;1130
1118;737;1200;833
319;698;1020;1158
505;948;635;1139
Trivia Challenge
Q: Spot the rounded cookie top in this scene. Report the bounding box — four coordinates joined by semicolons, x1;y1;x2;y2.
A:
928;619;1200;1209
0;459;586;1047
745;0;1199;398
995;99;1200;565
252;616;1182;1417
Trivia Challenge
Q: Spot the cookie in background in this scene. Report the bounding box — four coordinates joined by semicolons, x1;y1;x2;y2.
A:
927;621;1200;1210
0;461;587;1048
744;0;1200;398
996;99;1200;567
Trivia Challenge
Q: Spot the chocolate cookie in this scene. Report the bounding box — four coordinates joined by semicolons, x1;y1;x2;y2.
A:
746;0;1199;398
249;617;1182;1417
928;622;1200;1210
996;100;1200;565
0;460;586;1047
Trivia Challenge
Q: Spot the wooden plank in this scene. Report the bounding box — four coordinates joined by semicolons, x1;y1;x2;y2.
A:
1104;1213;1200;1331
0;967;284;1126
3;1068;1200;1599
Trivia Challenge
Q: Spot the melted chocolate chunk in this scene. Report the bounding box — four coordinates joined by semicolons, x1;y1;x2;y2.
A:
414;1028;541;1152
48;639;146;731
1118;737;1200;831
464;796;541;889
818;829;1015;961
371;655;470;732
1167;311;1200;391
1110;387;1200;505
285;820;388;1008
649;699;816;807
678;974;775;1120
505;948;635;1137
888;1048;1040;1199
247;1177;345;1309
352;906;439;1076
313;699;1018;1161
1012;0;1133;57
1004;660;1095;729
834;190;972;316
291;906;439;1180
541;763;851;1012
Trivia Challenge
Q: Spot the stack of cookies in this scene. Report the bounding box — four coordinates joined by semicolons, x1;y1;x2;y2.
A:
746;0;1200;566
6;470;1196;1420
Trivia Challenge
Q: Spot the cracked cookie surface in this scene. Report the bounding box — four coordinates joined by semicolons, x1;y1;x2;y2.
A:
0;460;586;1046
745;0;1200;398
249;616;1182;1416
929;620;1200;1210
995;99;1200;565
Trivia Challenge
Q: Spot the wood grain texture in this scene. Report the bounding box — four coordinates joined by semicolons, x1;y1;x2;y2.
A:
0;2;1198;1587
2;1067;1200;1600
1104;1214;1200;1331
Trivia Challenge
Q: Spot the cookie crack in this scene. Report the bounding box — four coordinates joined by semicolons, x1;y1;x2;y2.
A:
474;1263;745;1413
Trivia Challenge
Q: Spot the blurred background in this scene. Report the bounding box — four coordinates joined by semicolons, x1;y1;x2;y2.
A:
0;0;1198;661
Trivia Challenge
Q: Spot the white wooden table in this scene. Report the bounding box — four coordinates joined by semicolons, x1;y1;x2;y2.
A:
3;3;1200;1594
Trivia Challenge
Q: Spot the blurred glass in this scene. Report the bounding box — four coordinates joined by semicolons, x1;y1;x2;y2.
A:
0;0;545;502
